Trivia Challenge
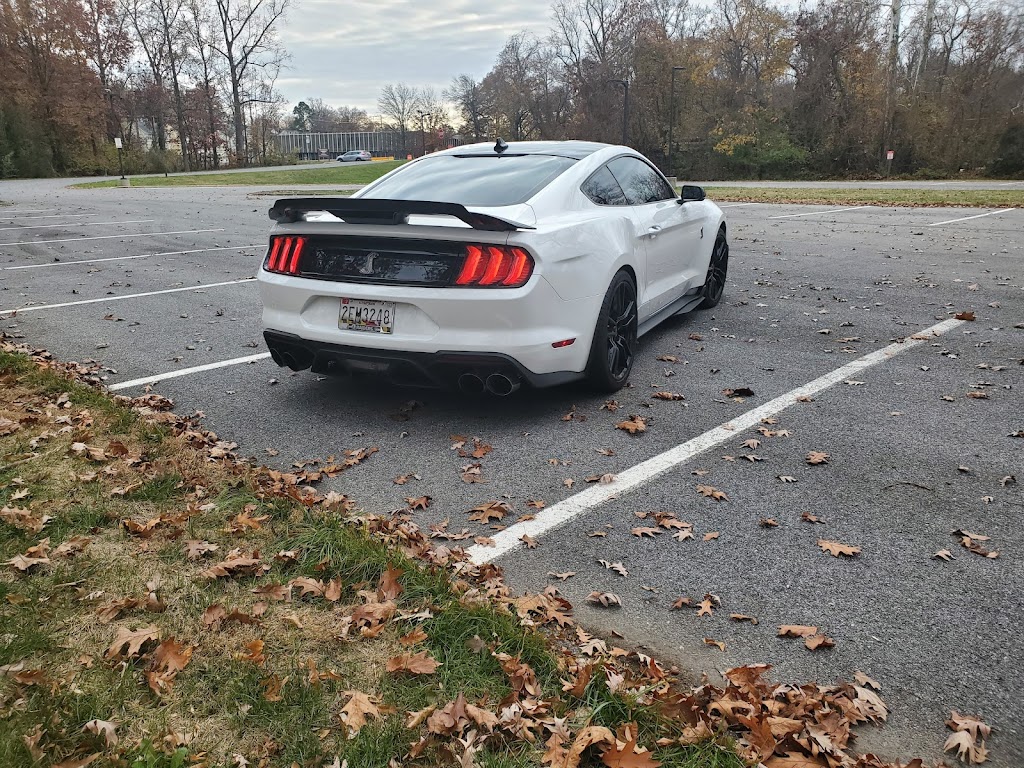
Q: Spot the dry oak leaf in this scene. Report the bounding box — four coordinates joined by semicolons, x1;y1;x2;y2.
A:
801;512;824;524
83;719;119;747
105;625;160;659
586;591;622;608
944;730;989;765
934;549;954;561
387;650;440;675
804;634;835;651
520;534;539;549
468;501;510;523
200;552;269;579
806;451;830;465
696;600;714;617
399;627;428;646
817;539;861;557
764;754;829;768
729;614;758;625
599;560;628;577
553;725;616;768
703;531;720;541
631;527;661;538
947;711;992;742
777;625;818;638
778;475;797;483
548;571;576;581
600;728;662;767
237;639;266;665
703;638;726;652
695;484;728;501
616;416;647;435
339;690;381;736
184;540;218;560
406;495;431;510
652;392;685;401
260;674;285;702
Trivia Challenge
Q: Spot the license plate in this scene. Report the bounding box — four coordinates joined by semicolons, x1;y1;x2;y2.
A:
339;298;396;334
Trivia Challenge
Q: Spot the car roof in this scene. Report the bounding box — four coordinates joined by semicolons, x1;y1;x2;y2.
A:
439;140;611;161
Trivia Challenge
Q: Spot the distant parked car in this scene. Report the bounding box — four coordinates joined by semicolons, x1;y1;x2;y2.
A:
337;150;372;162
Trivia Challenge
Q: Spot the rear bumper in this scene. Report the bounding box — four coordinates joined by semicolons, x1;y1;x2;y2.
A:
263;330;584;389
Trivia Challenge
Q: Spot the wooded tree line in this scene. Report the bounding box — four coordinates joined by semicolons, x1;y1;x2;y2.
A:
0;0;289;177
444;0;1024;178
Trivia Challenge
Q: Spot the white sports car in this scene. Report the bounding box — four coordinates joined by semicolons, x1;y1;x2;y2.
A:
259;140;728;394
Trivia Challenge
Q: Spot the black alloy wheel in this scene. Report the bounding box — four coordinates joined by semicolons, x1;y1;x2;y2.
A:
586;270;638;392
699;227;729;309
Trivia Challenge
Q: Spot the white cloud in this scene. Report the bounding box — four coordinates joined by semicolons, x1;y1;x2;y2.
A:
275;0;552;111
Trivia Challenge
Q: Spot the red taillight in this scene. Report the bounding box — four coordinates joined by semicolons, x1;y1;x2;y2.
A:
264;236;306;275
456;244;486;285
455;244;533;288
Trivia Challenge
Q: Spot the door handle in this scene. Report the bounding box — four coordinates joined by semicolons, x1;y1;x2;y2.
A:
648;225;662;232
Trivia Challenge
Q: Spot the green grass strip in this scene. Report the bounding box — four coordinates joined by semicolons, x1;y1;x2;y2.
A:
71;161;406;189
704;186;1024;208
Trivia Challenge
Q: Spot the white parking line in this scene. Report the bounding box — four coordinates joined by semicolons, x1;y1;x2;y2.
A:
108;353;271;392
0;219;153;233
467;317;965;564
0;228;225;246
0;209;55;215
0;213;98;221
0;245;262;271
0;278;255;316
721;202;758;208
768;205;870;220
928;209;1016;227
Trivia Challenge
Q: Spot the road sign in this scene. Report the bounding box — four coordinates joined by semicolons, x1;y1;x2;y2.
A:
886;150;894;160
114;137;122;149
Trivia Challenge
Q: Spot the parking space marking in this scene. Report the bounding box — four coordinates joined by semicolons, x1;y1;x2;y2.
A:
721;202;758;208
0;228;225;246
768;205;870;219
0;213;98;221
1;245;262;271
0;278;255;316
0;219;153;233
0;209;56;215
108;353;272;392
927;208;1016;226
467;317;965;564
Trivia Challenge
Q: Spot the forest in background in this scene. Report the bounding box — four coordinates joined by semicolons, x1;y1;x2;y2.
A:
1;0;1023;179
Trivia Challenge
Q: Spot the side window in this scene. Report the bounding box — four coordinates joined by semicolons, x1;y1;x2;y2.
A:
581;166;628;206
607;157;675;205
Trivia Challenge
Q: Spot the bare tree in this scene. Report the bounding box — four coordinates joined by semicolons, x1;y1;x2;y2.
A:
185;0;227;168
445;74;492;140
212;0;290;164
377;82;422;156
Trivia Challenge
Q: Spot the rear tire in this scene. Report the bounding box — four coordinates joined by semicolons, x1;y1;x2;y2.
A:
586;270;638;393
699;228;728;309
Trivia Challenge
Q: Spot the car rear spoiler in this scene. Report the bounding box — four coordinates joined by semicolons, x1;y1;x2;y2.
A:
268;198;535;231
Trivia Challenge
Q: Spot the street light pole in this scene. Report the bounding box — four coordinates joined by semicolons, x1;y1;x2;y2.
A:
667;66;685;179
416;110;432;157
609;79;629;146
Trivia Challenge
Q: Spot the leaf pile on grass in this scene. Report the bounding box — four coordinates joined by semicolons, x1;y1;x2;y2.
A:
0;335;937;768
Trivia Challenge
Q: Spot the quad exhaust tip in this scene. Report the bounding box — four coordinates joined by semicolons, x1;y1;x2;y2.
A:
457;373;485;394
485;373;520;396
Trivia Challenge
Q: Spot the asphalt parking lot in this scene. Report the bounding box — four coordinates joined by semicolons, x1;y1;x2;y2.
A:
1;179;1021;766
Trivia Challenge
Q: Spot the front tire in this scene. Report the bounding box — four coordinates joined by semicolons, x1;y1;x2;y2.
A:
699;228;728;309
586;270;638;393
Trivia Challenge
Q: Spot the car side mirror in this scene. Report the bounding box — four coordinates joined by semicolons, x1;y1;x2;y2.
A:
679;184;706;203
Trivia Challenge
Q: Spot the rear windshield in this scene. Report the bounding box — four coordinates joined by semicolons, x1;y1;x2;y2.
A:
362;154;576;207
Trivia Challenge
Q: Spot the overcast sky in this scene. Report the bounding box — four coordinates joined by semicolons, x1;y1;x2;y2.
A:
276;0;554;115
